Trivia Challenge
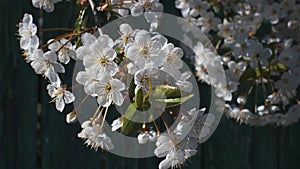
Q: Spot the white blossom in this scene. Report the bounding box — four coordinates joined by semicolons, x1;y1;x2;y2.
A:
130;0;163;17
83;35;119;76
175;71;193;92
280;0;295;12
279;48;297;69
175;0;191;17
30;50;65;83
47;79;75;112
76;68;102;96
215;80;238;101
115;23;135;47
76;33;98;60
155;133;198;169
137;130;157;144
225;61;247;82
161;43;184;70
275;72;298;91
95;73;125;107
125;30;167;70
189;0;210;17
32;0;62;13
111;118;123;132
78;120;114;151
18;13;39;50
197;12;221;33
263;3;283;24
48;38;77;64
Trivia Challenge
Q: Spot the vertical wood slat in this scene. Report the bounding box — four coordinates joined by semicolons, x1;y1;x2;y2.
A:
202;118;252;169
280;124;300;169
249;127;277;169
0;0;38;169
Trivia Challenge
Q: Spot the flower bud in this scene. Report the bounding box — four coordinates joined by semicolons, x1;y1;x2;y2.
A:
66;111;78;124
237;96;247;105
137;133;149;144
288;20;299;29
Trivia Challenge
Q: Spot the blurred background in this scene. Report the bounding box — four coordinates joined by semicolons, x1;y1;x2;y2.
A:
0;0;300;169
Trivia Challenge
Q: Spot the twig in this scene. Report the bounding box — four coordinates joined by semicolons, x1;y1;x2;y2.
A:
39;27;74;32
100;107;109;133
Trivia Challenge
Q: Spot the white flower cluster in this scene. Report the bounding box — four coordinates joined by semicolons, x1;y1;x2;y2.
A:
17;0;225;167
78;120;115;151
193;42;231;101
18;13;76;112
75;23;199;152
32;0;62;12
76;32;125;107
30;0;164;29
154;108;214;169
110;0;163;16
110;0;164;31
177;0;300;126
75;23;193;104
18;13;39;51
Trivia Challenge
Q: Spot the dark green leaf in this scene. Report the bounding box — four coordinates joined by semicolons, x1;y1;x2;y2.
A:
135;88;144;109
155;94;194;108
150;85;193;108
121;103;143;135
239;67;256;83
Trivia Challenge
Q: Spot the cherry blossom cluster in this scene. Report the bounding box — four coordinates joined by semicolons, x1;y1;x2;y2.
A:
32;0;63;12
176;0;300;126
74;23;212;158
17;4;219;167
33;0;163;31
155;108;215;169
18;13;76;112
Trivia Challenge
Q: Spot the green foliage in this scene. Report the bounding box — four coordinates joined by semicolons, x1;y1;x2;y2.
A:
121;85;194;135
121;102;143;135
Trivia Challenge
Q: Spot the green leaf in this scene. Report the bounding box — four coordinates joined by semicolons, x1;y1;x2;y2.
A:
266;61;288;74
153;85;190;98
150;85;193;108
155;94;194;108
128;78;136;100
276;62;288;71
135;88;144;109
239;67;256;83
121;103;143;135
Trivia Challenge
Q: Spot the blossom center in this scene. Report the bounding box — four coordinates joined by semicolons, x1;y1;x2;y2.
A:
144;2;152;8
141;47;149;57
58;47;67;56
98;57;109;66
54;88;64;96
123;36;130;44
22;29;33;37
167;54;176;64
106;83;112;92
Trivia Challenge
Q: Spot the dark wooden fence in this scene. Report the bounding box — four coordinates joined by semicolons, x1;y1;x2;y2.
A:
1;0;300;169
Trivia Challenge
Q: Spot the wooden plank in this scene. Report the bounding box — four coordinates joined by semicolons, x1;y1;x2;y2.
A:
0;0;38;169
280;123;300;169
184;147;203;169
249;127;277;169
202;118;252;169
40;100;104;169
